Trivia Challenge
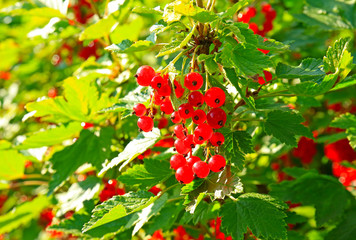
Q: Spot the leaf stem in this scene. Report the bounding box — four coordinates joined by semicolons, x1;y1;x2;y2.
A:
162;50;187;73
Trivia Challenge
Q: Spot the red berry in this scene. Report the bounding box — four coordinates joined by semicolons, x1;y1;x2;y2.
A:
158;118;168;129
271;162;280;171
204;87;225;108
137;116;154;132
193;135;205;145
175;166;194;184
178;103;194;119
194;123;213;142
245;7;257;18
265;9;276;21
188;91;204;107
184;72;204;90
157;84;171;96
210;132;225;146
186;156;201;168
183;134;196;149
192;109;207;124
174;125;187;139
147;107;158;116
192;161;210;178
263;21;273;32
151;75;168;90
174;79;185;98
160;99;174;115
207;108;227;129
171;111;182;124
208;155;226;172
82;122;94;129
153;91;165;105
258;76;266;85
248;23;259;34
238;13;250;23
133;103;146;117
170;154;186;170
148;186;162;196
174;139;190;154
263;70;272;82
48;88;57;98
136;66;155;86
261;3;272;13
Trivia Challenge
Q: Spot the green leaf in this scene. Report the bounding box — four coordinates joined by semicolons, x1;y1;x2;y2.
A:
118;158;173;190
222;0;252;19
220;193;288;240
276;58;325;79
220;128;254;170
0;196;50;234
106;39;154;54
0;150;27;180
282;167;318;178
198;54;220;74
287;74;339;96
331;113;356;129
270;172;349;226
191;10;218;23
79;15;117;41
256;35;289;51
48;128;113;195
132;6;162;15
17;122;82;149
346;128;356;149
315;132;348;144
264;110;313;147
326;208;356;240
99;128;160;176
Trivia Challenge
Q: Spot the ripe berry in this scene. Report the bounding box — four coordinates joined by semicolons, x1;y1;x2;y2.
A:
188;91;204;107
186;156;201;168
174;139;190;154
136;66;155;86
261;3;272;13
258;76;266;85
194;123;213;142
207;108;227;129
192;109;206;124
170;154;186;170
153;91;165;105
137;116;154;132
151;75;168;90
178;103;194;119
160;99;174;115
204;87;226;108
147;107;157;116
263;70;272;82
210;132;225;146
184;72;203;90
174;79;185;98
175;166;194;184
248;23;259;34
171;111;182;124
157;84;171;96
48;88;57;98
192;161;210;178
193;135;205;145
158;118;168;129
82;122;94;129
183;135;195;149
133;103;146;117
208;155;226;172
245;7;257;18
174;125;187;139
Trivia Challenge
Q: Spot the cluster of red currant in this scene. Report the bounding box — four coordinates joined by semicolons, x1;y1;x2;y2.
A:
98;179;125;202
133;66;228;184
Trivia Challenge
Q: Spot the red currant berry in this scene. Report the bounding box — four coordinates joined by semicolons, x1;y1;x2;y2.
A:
184;72;203;90
133;103;146;117
207;108;227;129
174;139;190;155
48;88;57;98
192;161;210;178
193;135;205;145
188;91;204;107
258;76;266;85
136;66;155;86
208;155;226;172
158;118;168;129
265;9;276;21
151;75;168;90
178;103;194;119
137;116;154;132
82;122;94;129
183;134;196;149
174;79;185;98
248;23;259;34
192;109;206;124
194;123;213;142
153;91;165;105
160;99;174;115
245;7;257;18
175;166;194;184
204;87;226;108
147;107;158;116
263;70;272;82
170;111;182;124
186;156;201;168
210;132;225;146
174;125;187;139
170;154;186;170
157;84;171;97
261;3;272;13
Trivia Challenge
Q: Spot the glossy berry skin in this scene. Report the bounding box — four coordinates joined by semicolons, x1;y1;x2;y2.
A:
48;88;57;98
210;132;225;146
170;154;186;170
192;109;206;124
174;125;186;139
183;134;195;149
158;118;168;129
137;116;154;132
248;23;259;34
263;70;272;82
174;80;185;98
245;7;257;18
184;72;203;90
193;135;205;145
136;66;155;86
258;76;265;85
207;108;227;129
151;75;168;90
153;91;165;105
192;161;210;178
174;139;190;155
194;123;213;142
82;122;94;129
208;155;226;172
157;84;171;96
133;103;146;117
186;156;201;168
188;91;204;107
170;111;182;124
204;87;226;108
160;99;174;115
178;103;194;119
175;166;195;184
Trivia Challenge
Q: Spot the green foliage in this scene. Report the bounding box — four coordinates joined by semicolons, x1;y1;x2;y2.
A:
326;208;356;240
0;150;26;180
